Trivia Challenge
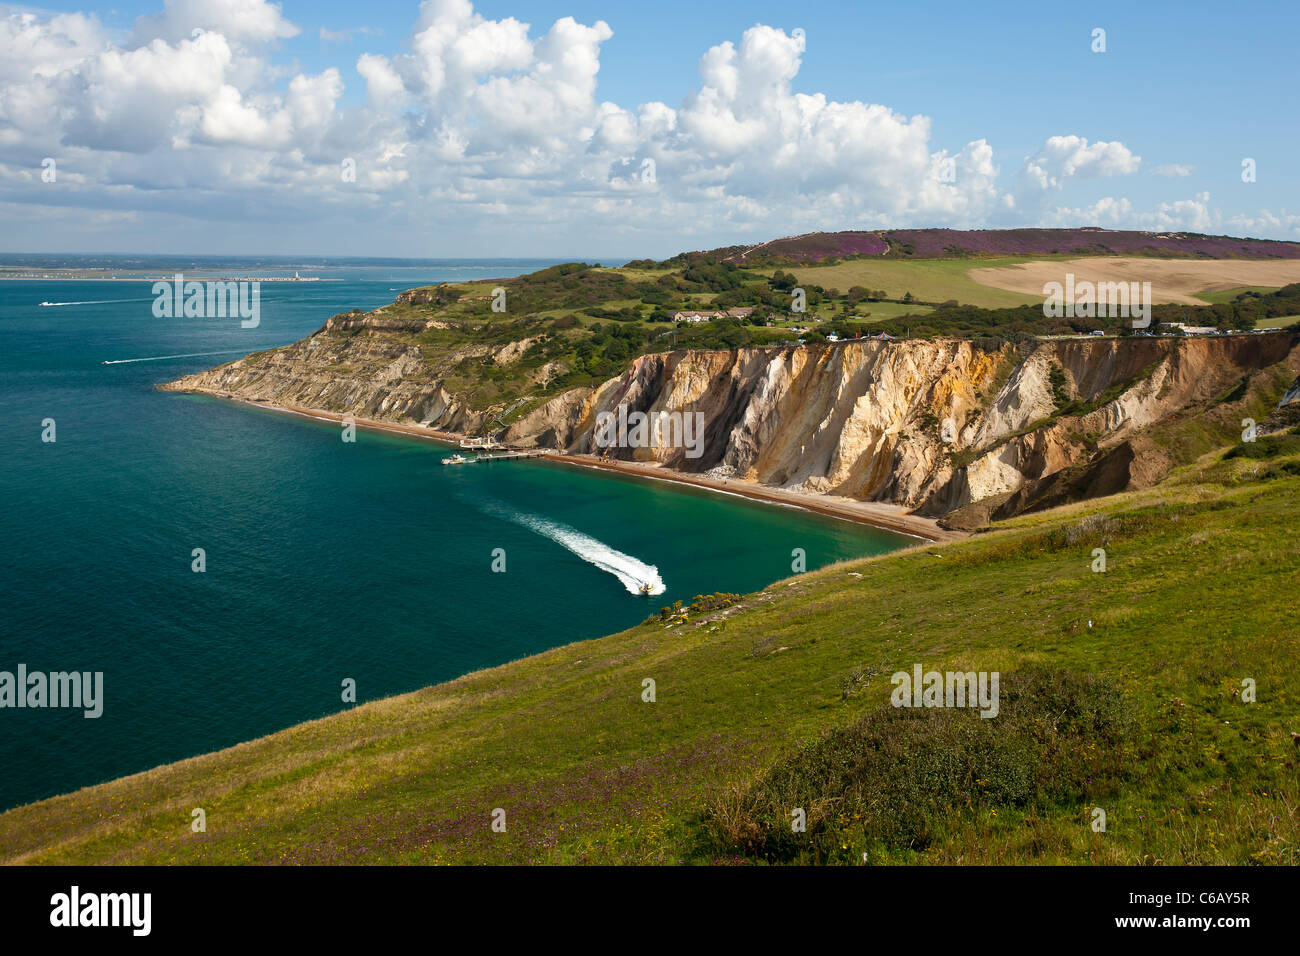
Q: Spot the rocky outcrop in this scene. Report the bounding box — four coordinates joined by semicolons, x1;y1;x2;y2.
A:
164;318;1300;525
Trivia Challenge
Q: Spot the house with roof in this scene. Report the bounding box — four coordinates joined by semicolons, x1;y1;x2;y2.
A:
672;306;755;324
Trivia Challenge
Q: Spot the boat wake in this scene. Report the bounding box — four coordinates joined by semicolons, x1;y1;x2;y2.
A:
102;349;250;365
40;298;155;307
483;502;666;596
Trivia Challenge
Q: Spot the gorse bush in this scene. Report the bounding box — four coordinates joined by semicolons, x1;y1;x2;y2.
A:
703;666;1134;863
647;592;739;626
1222;433;1300;461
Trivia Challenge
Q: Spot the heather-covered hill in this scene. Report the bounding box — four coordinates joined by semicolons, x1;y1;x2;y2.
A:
638;229;1300;268
878;229;1300;261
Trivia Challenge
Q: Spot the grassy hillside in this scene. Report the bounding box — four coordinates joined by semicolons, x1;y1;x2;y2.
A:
4;435;1298;865
779;257;1043;309
652;229;1300;267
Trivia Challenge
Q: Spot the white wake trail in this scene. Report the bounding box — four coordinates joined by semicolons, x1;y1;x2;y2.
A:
484;503;665;596
102;349;250;365
40;298;155;307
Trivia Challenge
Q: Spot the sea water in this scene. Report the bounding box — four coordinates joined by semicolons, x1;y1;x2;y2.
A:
0;257;910;810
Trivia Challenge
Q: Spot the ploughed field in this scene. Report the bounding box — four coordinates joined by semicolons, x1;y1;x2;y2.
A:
967;257;1300;306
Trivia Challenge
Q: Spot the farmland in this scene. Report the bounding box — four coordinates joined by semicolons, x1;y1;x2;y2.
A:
967;257;1300;306
775;257;1044;309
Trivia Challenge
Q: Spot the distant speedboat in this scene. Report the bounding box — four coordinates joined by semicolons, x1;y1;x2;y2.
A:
441;454;473;465
639;582;654;595
39;301;52;307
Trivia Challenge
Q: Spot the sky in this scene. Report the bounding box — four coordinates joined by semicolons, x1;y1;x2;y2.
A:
0;0;1296;258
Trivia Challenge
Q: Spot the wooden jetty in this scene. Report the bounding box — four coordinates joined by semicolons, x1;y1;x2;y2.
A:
441;449;547;466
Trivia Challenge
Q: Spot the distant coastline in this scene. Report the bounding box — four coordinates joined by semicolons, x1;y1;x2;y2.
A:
1;273;342;282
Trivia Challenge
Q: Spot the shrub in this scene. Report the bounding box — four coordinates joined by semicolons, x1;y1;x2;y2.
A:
702;666;1134;862
1223;434;1300;460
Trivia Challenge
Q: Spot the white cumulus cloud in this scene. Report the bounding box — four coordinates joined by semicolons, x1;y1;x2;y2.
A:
0;1;1291;252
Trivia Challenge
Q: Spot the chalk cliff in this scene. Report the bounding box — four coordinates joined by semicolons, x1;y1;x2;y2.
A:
164;319;1300;527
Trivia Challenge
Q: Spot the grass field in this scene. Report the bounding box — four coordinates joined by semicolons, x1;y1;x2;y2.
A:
778;257;1045;309
3;435;1298;865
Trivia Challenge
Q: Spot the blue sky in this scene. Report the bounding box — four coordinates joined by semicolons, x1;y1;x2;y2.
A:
2;0;1296;256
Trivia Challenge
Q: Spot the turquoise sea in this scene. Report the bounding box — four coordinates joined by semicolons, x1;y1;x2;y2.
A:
0;257;910;811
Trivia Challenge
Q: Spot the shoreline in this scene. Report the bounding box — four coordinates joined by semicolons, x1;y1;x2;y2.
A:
165;387;962;542
541;455;960;541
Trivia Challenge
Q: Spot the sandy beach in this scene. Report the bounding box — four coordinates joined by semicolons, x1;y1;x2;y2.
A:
544;455;961;541
169;388;961;542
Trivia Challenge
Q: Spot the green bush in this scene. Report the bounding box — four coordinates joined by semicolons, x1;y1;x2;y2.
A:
703;666;1134;862
1222;433;1300;460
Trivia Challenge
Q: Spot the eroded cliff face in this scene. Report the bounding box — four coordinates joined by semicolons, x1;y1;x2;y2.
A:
161;310;524;435
504;333;1300;522
516;341;1003;503
164;321;1300;525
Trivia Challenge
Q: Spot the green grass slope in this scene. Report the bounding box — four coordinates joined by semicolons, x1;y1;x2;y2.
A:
3;442;1298;865
778;257;1044;309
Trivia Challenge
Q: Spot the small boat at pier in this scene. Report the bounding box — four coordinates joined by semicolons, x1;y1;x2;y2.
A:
439;448;546;465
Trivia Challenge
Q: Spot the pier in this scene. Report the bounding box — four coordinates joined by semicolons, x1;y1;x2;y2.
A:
441;449;548;465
